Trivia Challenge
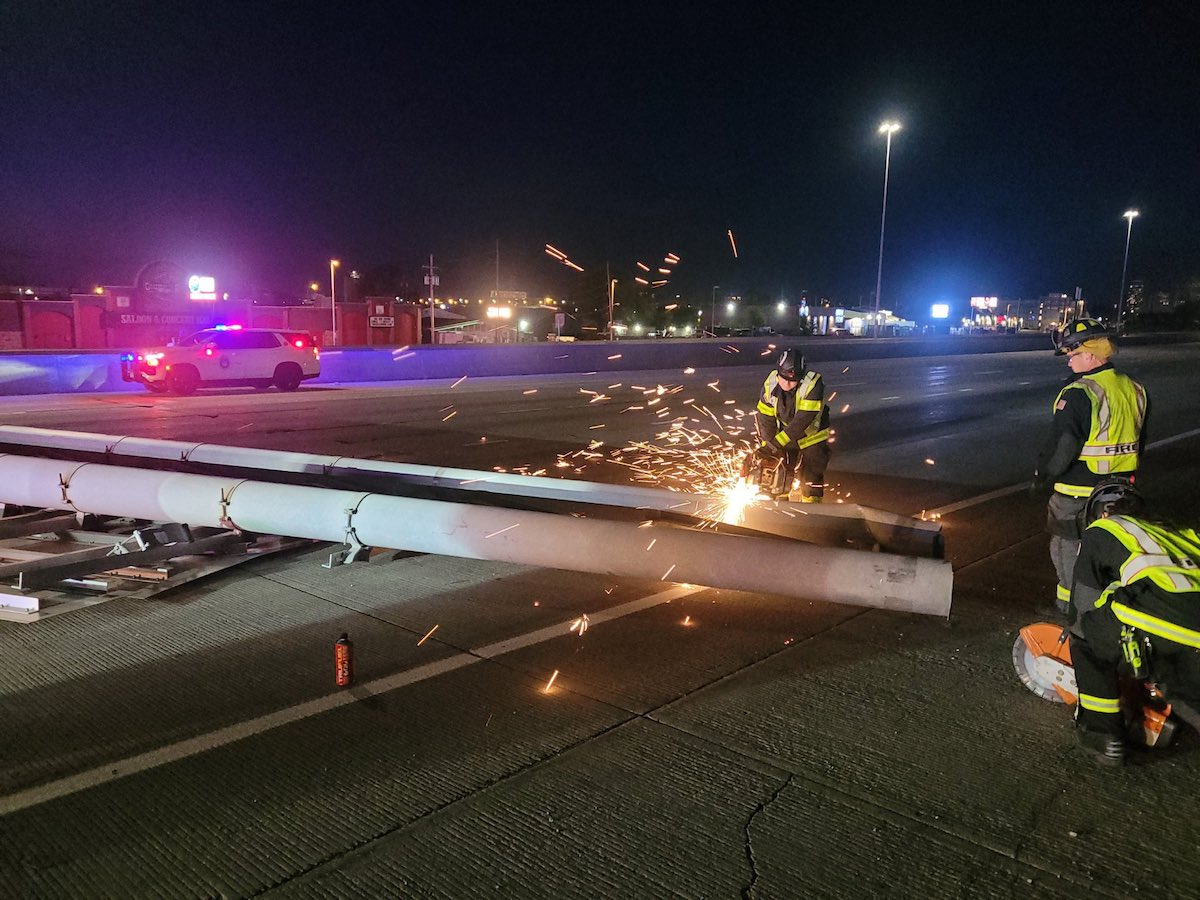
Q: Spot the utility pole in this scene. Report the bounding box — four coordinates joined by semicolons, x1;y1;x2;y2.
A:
422;255;439;345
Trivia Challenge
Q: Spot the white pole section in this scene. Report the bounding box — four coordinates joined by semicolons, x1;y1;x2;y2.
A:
0;455;952;617
0;426;943;555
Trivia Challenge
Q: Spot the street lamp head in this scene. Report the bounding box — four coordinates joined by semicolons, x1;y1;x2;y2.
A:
1123;209;1139;221
879;121;902;135
330;258;341;268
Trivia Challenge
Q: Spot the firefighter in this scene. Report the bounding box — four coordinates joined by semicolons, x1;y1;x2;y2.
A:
1069;478;1200;766
1031;318;1147;615
754;348;831;502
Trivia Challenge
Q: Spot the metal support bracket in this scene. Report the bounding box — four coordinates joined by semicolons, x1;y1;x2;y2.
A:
322;502;371;568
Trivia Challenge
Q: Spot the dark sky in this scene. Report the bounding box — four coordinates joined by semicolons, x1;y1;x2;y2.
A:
3;1;1198;317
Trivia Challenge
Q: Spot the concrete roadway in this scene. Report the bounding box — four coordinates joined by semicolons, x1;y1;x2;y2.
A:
1;342;1199;897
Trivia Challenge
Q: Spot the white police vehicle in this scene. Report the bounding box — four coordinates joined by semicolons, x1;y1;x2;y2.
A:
121;325;320;395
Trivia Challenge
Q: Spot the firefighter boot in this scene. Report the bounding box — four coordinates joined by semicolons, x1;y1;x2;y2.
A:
1076;723;1127;767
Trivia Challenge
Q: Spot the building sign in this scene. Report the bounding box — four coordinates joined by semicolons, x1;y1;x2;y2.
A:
130;259;190;309
369;316;395;327
102;312;208;328
188;275;217;301
970;296;999;309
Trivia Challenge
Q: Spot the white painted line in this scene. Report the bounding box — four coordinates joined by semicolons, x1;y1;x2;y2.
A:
919;428;1200;519
0;584;701;816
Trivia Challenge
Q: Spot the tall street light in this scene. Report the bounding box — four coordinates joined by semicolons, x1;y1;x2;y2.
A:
873;121;901;338
329;258;341;346
609;278;617;340
1117;209;1139;332
711;285;720;335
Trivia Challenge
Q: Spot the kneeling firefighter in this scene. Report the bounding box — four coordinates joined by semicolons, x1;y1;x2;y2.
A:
1068;478;1200;766
750;348;831;502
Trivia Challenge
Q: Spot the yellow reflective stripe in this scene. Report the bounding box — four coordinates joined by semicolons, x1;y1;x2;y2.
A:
1056;584;1071;602
756;400;775;415
1078;693;1121;714
797;429;829;449
796;399;822;411
1079;443;1141;458
1111;601;1200;649
774;432;791;447
1053;482;1092;497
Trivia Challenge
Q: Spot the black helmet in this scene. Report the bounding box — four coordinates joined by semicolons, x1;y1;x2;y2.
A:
776;348;803;379
1082;476;1143;528
1053;318;1107;355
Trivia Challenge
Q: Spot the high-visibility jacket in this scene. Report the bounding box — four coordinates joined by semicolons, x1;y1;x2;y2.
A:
755;369;830;450
1044;366;1146;498
1080;515;1200;648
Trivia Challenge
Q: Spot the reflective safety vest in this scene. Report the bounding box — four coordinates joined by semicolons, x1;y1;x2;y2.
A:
756;370;829;449
1088;515;1200;649
1052;368;1146;497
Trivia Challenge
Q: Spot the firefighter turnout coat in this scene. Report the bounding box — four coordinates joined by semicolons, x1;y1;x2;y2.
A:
755;368;830;452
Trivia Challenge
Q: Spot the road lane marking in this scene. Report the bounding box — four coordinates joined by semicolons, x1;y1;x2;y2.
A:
919;427;1200;519
0;584;701;817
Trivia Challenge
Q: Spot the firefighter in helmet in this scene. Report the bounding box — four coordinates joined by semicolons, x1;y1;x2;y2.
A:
754;348;831;502
1032;318;1148;615
1069;478;1200;766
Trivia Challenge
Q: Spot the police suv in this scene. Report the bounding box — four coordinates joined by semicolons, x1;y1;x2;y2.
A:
121;326;320;395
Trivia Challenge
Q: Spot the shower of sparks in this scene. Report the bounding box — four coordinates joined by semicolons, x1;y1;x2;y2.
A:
570;615;590;635
925;458;936;466
417;625;439;645
646;538;657;551
727;229;739;258
661;564;677;580
442;410;458;421
545;244;585;272
523;388;538;394
608;354;622;360
450;375;468;389
684;367;695;374
544;670;559;692
682;615;692;626
485;523;520;538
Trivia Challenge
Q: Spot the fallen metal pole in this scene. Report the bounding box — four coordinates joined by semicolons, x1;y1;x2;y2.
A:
0;454;953;617
0;426;943;557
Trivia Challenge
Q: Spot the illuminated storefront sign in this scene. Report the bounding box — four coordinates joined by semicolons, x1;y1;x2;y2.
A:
188;275;217;301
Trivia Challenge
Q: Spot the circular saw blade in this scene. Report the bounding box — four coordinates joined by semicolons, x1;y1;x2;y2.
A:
1012;630;1076;703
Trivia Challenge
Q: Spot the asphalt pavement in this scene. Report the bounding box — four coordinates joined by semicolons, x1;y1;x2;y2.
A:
2;346;1199;898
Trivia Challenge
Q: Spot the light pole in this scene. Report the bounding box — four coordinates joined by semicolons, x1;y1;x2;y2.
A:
1117;209;1139;331
609;278;617;340
710;285;720;335
329;259;340;345
873;121;901;338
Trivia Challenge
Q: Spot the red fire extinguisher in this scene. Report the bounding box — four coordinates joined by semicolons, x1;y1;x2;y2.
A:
334;633;353;687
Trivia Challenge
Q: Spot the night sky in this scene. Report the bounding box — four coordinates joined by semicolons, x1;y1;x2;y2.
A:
3;2;1198;317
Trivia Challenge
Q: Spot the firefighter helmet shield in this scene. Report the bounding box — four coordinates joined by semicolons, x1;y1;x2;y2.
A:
776;349;802;379
1055;318;1108;355
1082;476;1143;527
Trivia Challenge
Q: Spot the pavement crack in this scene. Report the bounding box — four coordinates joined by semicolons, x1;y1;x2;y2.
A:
741;773;794;899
